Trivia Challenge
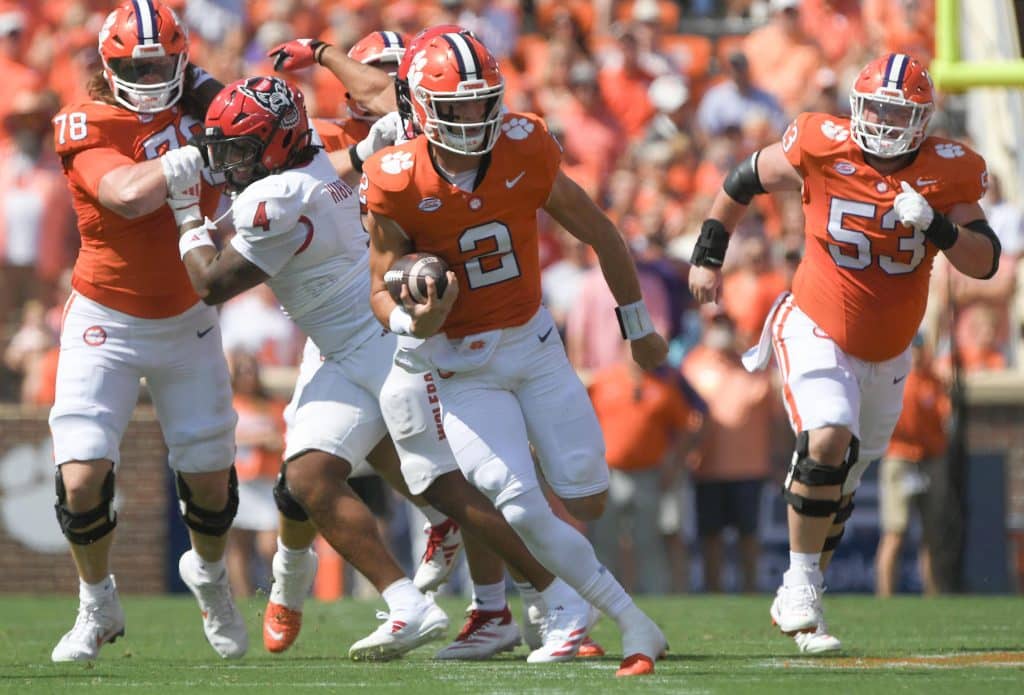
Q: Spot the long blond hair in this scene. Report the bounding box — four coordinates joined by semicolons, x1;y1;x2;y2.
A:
87;64;209;121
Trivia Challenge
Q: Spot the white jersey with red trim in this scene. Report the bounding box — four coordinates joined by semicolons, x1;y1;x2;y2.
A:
229;149;378;358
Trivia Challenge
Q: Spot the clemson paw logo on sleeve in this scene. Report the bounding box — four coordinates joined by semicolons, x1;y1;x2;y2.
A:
501;117;534;140
935;143;965;159
380;151;414;175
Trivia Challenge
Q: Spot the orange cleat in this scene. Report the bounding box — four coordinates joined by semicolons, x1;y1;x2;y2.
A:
263;601;303;653
576;636;606;658
615;653;655;677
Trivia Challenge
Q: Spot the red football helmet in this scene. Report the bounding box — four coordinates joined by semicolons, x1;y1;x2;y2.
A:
98;0;189;113
406;32;505;155
849;53;935;158
202;76;312;190
346;31;408;121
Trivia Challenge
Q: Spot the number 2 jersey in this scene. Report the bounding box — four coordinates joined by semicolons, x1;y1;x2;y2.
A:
227;148;379;359
783;112;988;361
54;100;220;318
360;112;562;339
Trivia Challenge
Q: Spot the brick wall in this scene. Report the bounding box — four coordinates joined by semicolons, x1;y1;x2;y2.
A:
0;405;169;594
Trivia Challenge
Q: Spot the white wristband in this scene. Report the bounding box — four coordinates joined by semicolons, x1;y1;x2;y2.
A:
179;225;215;259
389;305;413;336
615;300;655;340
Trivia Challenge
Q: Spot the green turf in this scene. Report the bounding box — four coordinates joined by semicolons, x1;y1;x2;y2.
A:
1;595;1022;694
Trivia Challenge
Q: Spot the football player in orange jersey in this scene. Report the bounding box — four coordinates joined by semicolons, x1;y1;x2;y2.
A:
48;0;246;662
688;53;1000;653
362;32;668;676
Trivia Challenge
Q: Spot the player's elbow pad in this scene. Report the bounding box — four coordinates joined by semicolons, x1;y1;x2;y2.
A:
964;219;1001;279
722;151;766;205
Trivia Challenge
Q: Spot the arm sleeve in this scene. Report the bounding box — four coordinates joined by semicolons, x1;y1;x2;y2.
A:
229;185;307;276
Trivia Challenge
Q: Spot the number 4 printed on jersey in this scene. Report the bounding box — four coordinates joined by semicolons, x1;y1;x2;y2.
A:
827;197;926;275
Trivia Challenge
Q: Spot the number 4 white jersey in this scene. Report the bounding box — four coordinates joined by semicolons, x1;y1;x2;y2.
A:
230;150;379;358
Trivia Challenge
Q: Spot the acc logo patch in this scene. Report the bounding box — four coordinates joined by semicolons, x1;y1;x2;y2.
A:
834;161;856;175
418;197;442;212
501;117;534;140
380;151;414;175
820;120;849;142
781;122;798;152
935;143;965;159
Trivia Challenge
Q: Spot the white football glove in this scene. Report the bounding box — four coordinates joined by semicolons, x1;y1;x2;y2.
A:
355;111;404;162
166;182;202;228
894;180;934;231
160;145;204;195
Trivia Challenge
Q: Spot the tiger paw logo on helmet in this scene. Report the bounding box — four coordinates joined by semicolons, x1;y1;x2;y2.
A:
502;118;534;141
381;151;414;175
239;77;300;128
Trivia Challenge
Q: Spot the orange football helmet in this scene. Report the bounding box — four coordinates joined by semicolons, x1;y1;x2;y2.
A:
396;24;473;138
849;53;934;158
346;31;408;121
98;0;189;113
406;32;504;155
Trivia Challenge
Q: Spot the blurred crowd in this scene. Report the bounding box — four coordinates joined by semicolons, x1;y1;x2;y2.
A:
0;0;1018;594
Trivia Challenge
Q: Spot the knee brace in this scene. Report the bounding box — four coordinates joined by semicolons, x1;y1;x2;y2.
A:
783;432;859;518
273;462;310;522
55;466;117;545
175;466;239;536
822;495;855;552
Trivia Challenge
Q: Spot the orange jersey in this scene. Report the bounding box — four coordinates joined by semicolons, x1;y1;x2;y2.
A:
361;112;562;338
886;367;949;461
783;112;987;361
312;116;370;154
54;101;220;318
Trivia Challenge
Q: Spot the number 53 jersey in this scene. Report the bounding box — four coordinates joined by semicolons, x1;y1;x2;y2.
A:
360;112;562;339
783;112;988;362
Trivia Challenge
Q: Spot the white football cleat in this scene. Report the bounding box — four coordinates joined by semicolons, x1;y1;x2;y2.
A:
520;591;545;651
51;579;126;662
264;547;318;653
770;583;824;635
793;620;842;653
434;605;521;660
413;520;463;592
178;550;248;659
526;594;591;663
348;595;449;661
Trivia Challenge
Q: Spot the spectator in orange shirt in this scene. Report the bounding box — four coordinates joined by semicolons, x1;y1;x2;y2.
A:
225;350;287;598
876;334;949;597
598;27;658;139
682;311;780;592
742;0;824;116
863;0;935;65
721;235;788;347
588;349;702;594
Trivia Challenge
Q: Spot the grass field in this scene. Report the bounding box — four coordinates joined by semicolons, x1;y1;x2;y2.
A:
1;594;1022;694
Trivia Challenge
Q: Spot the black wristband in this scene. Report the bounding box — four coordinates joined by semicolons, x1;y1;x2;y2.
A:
313;40;330;65
922;211;959;250
348;144;364;174
690;219;731;268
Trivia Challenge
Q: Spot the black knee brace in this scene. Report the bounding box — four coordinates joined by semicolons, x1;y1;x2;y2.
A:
175;466;239;536
823;496;855;552
783;432;859;518
55;465;117;545
273;462;309;522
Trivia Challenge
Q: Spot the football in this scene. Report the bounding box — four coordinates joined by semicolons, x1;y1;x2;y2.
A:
384;253;449;304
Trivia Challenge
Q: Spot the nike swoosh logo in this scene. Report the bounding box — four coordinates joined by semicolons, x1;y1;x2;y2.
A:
916;177;938;187
197;326;215;338
538;327;553;343
505;171;526;188
893;374;907;384
266;626;285;641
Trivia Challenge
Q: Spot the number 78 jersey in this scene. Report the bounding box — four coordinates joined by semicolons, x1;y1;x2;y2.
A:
360;112;562;339
783;112;988;362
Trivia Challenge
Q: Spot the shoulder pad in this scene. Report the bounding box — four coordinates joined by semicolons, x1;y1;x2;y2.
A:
363;143;417;193
920;137;989;203
233;175;305;237
786;112;853;158
498;111;551;147
52;102;136;159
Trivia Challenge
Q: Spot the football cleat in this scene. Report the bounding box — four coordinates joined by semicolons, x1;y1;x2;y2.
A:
263;547;318;653
577;636;606;658
526;595;591;663
770;583;824;635
178;550;248;659
434;605;521;660
413;519;463;592
519;591;545;651
793;620;842;654
51;581;126;662
616;608;667;677
348;596;449;661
